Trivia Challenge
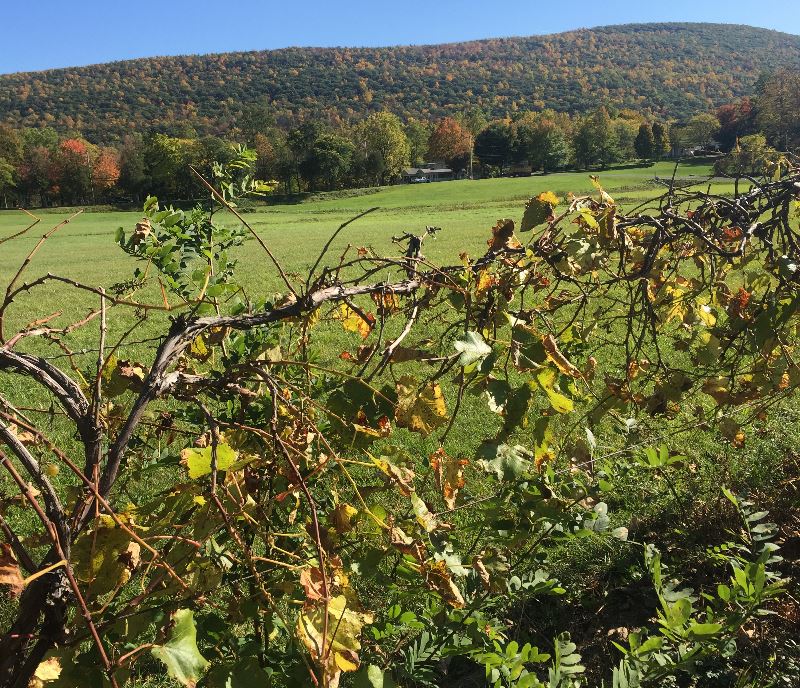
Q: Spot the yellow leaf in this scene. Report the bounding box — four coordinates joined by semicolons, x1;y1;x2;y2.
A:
697;305;717;327
33;657;62;683
536;368;574;414
394;376;448;436
296;595;373;684
189;335;210;361
339;304;374;339
330;503;358;534
180;443;238;479
71;518;135;596
475;270;497;295
334;652;359;672
663;286;688;323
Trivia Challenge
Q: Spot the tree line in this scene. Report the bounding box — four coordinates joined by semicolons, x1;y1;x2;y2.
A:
0;68;798;207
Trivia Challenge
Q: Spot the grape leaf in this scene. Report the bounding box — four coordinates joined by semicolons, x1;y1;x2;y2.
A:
453;331;492;367
394;376;448;436
521;192;559;232
181;443;238;479
151;609;209;687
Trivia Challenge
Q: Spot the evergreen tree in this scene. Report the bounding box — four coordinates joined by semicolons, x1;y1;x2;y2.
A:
634;123;655;159
475;121;515;172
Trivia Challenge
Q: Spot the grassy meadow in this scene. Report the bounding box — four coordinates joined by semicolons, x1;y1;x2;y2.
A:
0;161;721;329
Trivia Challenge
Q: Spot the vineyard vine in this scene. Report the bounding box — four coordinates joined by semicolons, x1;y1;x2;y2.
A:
0;150;798;687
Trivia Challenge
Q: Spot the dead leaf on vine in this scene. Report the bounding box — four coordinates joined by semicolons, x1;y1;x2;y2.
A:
389;527;427;562
296;595;373;687
473;557;491;591
430;449;467;510
7;418;38;446
371;291;400;314
410;493;452;533
488;218;521;251
542;335;583;379
353;413;392;439
420;560;465;608
300;567;326;601
104;358;146;397
0;544;24;597
371;455;415;496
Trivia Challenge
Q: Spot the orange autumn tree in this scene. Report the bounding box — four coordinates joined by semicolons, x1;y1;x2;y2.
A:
426;116;473;169
92;149;121;191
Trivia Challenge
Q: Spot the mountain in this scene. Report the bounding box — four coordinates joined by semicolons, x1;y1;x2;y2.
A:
2;23;799;143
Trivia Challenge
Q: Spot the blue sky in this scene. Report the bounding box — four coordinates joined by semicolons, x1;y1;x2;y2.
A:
3;0;799;74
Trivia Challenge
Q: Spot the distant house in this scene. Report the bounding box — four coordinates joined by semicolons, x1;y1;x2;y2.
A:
402;162;454;183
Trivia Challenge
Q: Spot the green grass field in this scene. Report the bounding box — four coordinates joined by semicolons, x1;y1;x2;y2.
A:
0;161;722;330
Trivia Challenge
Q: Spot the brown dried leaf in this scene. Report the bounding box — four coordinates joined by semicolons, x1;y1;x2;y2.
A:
389;526;427;562
430;449;467;510
300;567;326;601
0;544;24;597
542;335;583;379
420;560;465;608
488;218;521;251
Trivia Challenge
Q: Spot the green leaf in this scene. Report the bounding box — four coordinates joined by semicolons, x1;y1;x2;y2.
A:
688;622;723;637
151;609;209;687
477;443;532;481
354;664;398;688
521;192;559;232
453;331;492;366
206;658;272;687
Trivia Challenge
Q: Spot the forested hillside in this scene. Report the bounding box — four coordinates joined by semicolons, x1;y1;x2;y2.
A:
2;22;799;143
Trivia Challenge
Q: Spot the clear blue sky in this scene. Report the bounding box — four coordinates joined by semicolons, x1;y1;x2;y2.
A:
3;0;799;74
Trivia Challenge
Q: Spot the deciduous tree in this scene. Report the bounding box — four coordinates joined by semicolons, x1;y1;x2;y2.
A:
355;111;410;184
651;121;671;159
427;117;473;169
